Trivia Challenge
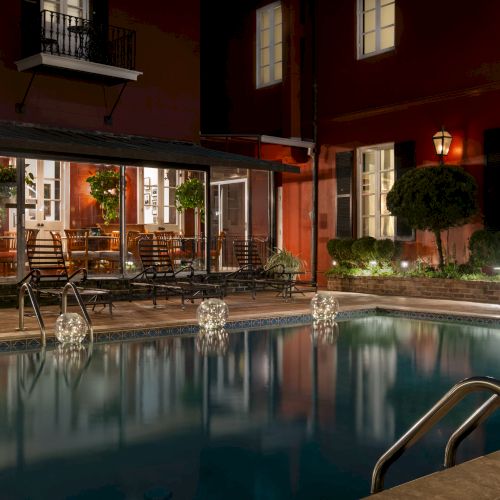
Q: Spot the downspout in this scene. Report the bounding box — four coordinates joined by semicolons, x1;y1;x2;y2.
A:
119;165;126;277
310;0;318;286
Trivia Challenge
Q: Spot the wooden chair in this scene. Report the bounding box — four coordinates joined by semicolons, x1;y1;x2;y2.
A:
211;231;226;271
0;232;16;276
64;229;98;272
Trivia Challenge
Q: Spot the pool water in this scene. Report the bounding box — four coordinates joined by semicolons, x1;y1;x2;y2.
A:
1;315;500;499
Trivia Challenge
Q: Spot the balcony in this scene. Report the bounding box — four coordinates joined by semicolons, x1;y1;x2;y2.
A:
16;10;142;84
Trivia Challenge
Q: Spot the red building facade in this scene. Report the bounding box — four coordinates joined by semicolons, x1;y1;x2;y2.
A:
202;0;500;285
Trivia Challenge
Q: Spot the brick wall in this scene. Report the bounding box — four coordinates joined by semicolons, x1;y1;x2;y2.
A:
327;276;500;304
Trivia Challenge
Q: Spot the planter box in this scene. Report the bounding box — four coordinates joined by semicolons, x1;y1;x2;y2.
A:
327;276;500;304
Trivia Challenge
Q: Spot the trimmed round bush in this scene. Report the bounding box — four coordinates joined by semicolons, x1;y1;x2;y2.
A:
374;238;395;262
326;238;354;264
469;229;500;267
352;236;377;263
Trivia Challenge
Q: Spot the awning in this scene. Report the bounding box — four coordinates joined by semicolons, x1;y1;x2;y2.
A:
0;121;300;173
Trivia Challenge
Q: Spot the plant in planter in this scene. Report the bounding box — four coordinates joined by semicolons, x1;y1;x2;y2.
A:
0;164;35;197
387;165;478;269
86;168;120;226
175;177;205;218
265;247;306;275
175;177;205;237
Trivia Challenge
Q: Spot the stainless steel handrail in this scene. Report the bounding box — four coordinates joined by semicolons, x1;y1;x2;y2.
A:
61;282;94;343
18;282;47;346
444;393;500;468
371;376;500;494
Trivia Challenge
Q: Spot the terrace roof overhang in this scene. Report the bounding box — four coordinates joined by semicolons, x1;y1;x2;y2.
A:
0;121;300;173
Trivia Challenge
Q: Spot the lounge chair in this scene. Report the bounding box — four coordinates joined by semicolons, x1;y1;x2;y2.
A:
22;238;113;314
129;238;223;307
225;239;296;299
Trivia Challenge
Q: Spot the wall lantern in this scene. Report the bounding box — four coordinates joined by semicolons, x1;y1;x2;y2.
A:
432;127;452;164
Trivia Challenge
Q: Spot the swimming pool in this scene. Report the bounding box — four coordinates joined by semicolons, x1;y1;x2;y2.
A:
0;314;500;499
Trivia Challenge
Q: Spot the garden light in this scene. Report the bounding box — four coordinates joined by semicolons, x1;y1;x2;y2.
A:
400;260;409;269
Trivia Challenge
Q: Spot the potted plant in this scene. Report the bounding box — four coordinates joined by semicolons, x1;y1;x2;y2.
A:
175;177;205;235
265;247;306;275
86;168;120;226
0;164;35;198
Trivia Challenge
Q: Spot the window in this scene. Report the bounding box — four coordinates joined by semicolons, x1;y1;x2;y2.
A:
256;2;282;88
358;144;395;238
358;0;395;58
143;168;179;225
42;0;88;18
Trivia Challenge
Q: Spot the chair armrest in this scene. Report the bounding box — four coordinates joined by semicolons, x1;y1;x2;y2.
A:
68;268;88;283
18;268;41;286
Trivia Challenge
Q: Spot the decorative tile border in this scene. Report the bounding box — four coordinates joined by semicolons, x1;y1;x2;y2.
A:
2;307;498;352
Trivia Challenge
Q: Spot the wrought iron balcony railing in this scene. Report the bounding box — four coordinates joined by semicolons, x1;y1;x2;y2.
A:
39;10;136;70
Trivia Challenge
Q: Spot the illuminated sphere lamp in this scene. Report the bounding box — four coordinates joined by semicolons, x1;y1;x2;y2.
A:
310;292;339;322
54;312;88;345
197;298;229;330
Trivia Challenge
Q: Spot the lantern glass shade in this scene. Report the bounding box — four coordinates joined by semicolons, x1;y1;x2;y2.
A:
433;128;452;156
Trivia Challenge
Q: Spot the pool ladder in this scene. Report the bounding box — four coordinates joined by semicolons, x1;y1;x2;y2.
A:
371;376;500;494
18;281;94;347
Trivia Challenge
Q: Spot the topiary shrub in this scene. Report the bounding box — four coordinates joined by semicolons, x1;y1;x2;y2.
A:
352;236;377;264
326;238;355;264
469;229;500;268
374;238;396;263
387;165;478;269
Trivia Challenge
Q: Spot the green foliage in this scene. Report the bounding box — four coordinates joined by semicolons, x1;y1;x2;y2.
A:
86;168;120;225
265;247;305;273
469;229;500;268
374;238;396;263
387;165;478;268
352;236;377;263
175;178;205;220
325;264;360;278
326;238;355;263
0;164;35;187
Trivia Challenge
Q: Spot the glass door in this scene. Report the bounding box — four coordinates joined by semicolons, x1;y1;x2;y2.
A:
25;159;65;241
210;179;247;269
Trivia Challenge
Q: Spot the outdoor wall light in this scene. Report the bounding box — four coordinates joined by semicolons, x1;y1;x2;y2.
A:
433;127;452;164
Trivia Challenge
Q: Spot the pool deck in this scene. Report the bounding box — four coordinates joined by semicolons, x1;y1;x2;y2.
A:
2;289;500;342
3;289;500;498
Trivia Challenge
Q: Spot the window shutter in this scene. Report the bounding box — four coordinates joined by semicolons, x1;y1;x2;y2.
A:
484;129;500;231
21;0;41;58
89;0;109;64
335;151;353;238
394;141;416;239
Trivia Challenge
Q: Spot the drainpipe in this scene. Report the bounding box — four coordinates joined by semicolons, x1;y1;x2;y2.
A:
310;0;318;286
16;158;26;282
119;165;126;277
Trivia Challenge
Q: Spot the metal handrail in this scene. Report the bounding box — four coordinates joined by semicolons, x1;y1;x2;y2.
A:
18;280;94;346
444;394;500;468
61;282;94;343
18;282;47;346
371;376;500;494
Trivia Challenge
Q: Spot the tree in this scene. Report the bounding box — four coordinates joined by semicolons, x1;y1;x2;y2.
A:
386;165;478;269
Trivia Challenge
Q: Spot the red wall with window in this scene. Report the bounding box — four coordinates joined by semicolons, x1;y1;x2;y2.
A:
0;0;201;142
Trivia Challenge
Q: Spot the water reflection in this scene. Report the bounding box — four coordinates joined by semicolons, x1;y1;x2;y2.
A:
0;317;498;498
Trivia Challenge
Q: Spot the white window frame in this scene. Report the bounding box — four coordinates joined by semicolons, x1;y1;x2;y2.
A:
256;2;283;88
357;143;395;239
42;0;89;19
357;0;395;59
